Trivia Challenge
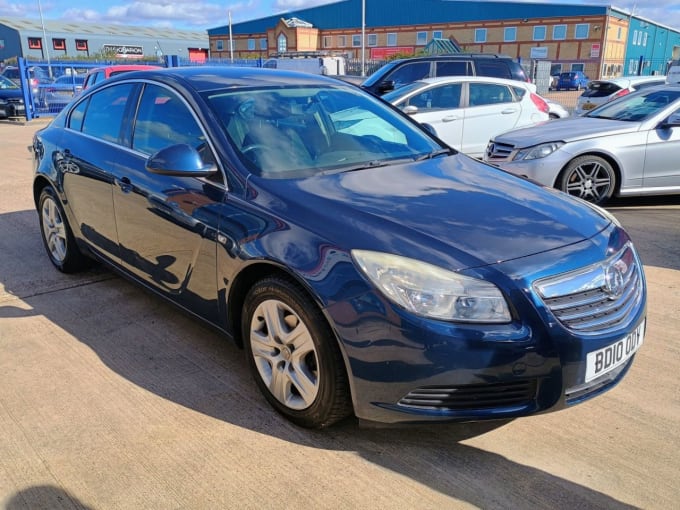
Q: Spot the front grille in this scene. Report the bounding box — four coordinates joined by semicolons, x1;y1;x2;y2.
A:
535;243;643;335
398;380;537;411
485;141;515;161
6;98;24;105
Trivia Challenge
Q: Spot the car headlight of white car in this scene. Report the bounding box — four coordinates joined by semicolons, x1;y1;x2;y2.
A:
351;250;511;323
514;141;564;161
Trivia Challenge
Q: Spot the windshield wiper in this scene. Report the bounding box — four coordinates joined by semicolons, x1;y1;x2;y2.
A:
415;148;453;161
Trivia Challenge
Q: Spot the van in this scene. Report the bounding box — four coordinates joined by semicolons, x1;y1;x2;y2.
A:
263;57;346;76
361;54;529;96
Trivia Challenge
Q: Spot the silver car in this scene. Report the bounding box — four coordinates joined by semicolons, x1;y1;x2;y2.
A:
484;84;680;204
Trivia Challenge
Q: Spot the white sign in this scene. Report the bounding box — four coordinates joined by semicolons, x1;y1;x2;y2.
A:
530;47;548;59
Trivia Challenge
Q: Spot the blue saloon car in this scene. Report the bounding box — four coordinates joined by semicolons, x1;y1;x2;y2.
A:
31;67;646;428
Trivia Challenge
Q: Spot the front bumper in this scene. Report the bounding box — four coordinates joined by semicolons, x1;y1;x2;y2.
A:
326;225;647;424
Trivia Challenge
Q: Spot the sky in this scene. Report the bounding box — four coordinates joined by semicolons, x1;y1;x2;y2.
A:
1;0;679;33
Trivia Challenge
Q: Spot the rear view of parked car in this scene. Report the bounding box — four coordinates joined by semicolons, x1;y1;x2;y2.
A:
39;74;86;111
575;76;666;115
556;71;589;91
1;65;53;101
384;76;548;158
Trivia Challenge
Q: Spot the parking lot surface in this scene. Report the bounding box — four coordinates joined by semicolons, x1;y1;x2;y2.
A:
1;118;679;509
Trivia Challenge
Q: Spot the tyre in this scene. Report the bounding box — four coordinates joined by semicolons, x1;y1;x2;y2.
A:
242;276;352;428
558;155;616;205
38;185;90;273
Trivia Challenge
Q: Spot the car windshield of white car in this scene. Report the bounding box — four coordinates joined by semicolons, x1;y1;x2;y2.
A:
205;85;444;179
585;89;680;122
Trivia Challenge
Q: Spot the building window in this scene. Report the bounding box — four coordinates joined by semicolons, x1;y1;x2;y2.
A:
637;31;644;45
368;34;377;47
632;30;638;45
352;34;361;47
575;24;589;39
571;63;585;72
247;39;256;50
338;35;346;47
643;32;648;46
260;38;267;50
416;31;427;45
433;30;443;39
216;40;224;51
533;26;546;41
387;33;397;46
552;25;567;40
28;37;42;49
75;39;88;51
504;27;517;42
277;33;287;53
474;28;487;43
617;27;622;39
323;35;332;48
52;38;66;50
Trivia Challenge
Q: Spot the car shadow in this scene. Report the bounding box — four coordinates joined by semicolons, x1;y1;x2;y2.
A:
0;209;638;508
605;195;680;271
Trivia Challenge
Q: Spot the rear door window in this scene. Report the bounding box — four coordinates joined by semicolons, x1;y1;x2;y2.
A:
476;61;512;79
435;61;473;78
80;84;134;143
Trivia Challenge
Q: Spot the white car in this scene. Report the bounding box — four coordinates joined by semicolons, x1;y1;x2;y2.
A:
574;76;666;115
383;76;549;158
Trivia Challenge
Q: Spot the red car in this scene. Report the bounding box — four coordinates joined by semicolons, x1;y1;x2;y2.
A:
82;64;162;90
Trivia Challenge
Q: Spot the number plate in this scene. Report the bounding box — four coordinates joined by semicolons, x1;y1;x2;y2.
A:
585;320;645;382
583;102;596;110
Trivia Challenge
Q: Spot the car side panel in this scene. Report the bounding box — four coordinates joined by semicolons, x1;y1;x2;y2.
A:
643;125;680;188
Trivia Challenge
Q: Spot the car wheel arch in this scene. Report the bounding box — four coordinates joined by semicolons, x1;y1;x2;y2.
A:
33;176;53;209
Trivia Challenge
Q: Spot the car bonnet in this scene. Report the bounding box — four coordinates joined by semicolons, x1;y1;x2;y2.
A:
490;117;640;147
267;155;611;271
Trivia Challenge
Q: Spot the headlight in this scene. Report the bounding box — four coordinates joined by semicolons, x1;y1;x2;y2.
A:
514;142;564;161
351;250;511;323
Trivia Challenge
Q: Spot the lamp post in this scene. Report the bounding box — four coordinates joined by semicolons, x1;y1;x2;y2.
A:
361;0;365;76
37;0;52;77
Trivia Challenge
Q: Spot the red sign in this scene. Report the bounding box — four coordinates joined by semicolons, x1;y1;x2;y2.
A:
370;46;414;59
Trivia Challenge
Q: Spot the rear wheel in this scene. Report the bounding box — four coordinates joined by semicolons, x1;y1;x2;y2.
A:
242;276;352;428
558;155;616;205
38;186;90;273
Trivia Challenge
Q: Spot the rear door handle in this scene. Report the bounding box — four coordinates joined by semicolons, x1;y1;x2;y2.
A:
501;109;518;115
442;115;459;122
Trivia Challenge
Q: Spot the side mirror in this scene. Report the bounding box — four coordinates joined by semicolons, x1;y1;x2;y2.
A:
377;80;395;94
146;144;217;177
660;112;680;128
403;105;419;115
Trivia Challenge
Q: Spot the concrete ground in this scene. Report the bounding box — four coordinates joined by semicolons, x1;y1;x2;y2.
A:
0;118;678;509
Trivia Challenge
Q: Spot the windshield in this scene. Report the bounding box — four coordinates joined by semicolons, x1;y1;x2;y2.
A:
584;88;680;122
204;85;445;179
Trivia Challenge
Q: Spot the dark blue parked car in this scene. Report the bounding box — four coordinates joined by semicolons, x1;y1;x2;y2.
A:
31;67;646;428
556;71;590;91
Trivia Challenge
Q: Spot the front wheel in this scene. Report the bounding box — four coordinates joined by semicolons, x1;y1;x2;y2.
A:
558;155;616;205
242;276;352;428
38;185;90;273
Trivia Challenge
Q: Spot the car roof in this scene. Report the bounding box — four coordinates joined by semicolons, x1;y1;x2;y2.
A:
105;66;346;92
417;75;530;87
589;76;666;87
389;53;516;64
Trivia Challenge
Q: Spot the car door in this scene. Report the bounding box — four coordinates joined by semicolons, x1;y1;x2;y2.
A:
56;83;136;263
643;104;680;188
463;81;522;158
111;82;222;317
407;82;464;149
